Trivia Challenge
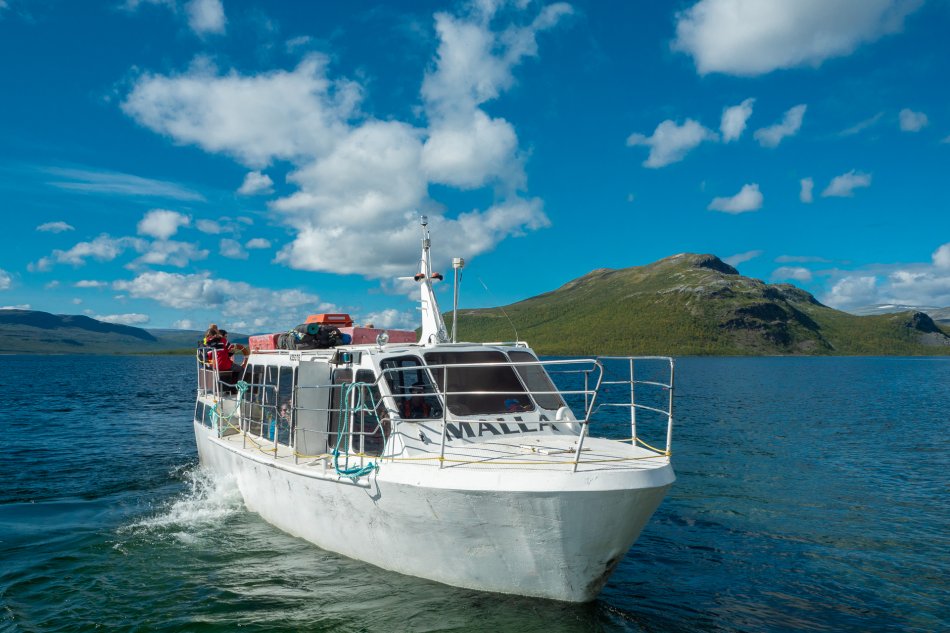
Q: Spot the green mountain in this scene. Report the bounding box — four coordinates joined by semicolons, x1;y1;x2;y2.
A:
453;254;950;356
0;310;243;354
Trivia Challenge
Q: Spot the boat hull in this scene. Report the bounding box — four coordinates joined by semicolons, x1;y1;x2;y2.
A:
194;422;672;602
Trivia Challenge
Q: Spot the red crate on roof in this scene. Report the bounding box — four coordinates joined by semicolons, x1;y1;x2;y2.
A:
305;313;353;327
248;333;280;352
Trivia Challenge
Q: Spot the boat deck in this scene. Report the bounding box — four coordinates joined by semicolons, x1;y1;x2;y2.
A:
210;426;669;475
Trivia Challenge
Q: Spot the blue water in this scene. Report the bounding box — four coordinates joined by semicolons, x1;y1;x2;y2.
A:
1;355;947;632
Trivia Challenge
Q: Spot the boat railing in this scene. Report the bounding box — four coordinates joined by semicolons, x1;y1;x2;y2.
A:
196;352;674;472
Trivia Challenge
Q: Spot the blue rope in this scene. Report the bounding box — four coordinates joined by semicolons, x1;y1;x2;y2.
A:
333;382;386;480
209;380;250;429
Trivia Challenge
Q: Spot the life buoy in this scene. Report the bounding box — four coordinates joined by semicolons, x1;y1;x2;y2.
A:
229;343;250;369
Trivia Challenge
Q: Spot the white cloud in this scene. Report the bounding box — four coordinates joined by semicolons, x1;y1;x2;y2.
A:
754;104;806;148
1;304;31;310
195;219;222;234
0;269;11;290
839;112;884;137
185;0;225;35
776;255;830;264
824;276;878;308
772;266;813;282
95;313;151;326
800;177;814;203
708;183;763;214
720;98;755;142
28;258;53;273
173;318;195;330
122;55;358;168
822;170;872;197
132;240;209;268
627;119;717;168
245;238;271;249
113;271;322;328
137;209;191;239
44;166;204;201
72;298;82;305
219;238;248;260
45;280;60;289
672;0;923;76
237;170;274;195
122;4;570;279
723;250;763;267
358;309;416;330
898;108;928;132
933;243;950;269
74;280;108;288
51;234;146;267
37;221;75;233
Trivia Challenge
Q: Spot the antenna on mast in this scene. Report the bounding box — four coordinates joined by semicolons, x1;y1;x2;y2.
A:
415;215;449;344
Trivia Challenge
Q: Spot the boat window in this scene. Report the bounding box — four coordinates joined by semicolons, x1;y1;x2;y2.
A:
424;351;534;416
380;356;441;419
354;369;386;455
508;351;565;410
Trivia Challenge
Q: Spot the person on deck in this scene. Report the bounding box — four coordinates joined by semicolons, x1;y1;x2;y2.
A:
402;383;432;419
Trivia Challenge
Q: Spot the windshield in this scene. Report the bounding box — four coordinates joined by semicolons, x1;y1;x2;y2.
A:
508;351;565;410
424;351;534;415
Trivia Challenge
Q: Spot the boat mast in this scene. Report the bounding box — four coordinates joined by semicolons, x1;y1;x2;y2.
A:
417;216;449;344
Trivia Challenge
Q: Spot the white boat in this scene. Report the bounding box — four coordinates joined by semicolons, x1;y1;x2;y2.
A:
192;218;676;602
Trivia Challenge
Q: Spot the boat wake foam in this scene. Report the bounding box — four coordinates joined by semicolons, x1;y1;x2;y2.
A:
118;467;242;540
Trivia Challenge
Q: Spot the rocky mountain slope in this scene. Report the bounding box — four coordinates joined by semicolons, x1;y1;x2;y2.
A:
453;254;950;356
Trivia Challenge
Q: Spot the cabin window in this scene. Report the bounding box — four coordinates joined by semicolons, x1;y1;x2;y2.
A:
424;351;534;416
242;364;292;444
508;351;565;410
380;356;441;419
354;369;386;455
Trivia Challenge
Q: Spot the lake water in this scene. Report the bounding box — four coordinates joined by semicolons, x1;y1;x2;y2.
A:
1;355;947;632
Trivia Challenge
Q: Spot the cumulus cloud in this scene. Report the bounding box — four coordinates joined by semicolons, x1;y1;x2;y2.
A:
720;98;755;142
800;177;814;203
708;183;763;214
173;318;195;330
137;209;191;239
74;280;108;288
237;170;274;195
94;313;151;325
898;108;928;132
672;0;923;76
1;304;31;310
823;243;950;309
37;221;75;233
933;242;950;268
822;170;872;197
185;0;225;35
627;119;718;168
219;238;248;260
50;234;146;267
358;308;416;330
132;240;209;268
772;266;813;282
754;104;806;148
0;269;11;290
245;238;271;249
723;250;763;267
825;276;879;308
121;4;572;278
113;271;323;327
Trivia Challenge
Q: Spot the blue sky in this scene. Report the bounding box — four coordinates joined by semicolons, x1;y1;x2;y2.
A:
1;0;948;332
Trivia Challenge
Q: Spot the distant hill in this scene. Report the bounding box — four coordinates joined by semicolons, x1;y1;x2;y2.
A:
850;304;950;324
453;254;950;356
0;310;245;354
